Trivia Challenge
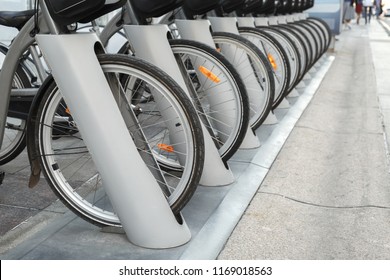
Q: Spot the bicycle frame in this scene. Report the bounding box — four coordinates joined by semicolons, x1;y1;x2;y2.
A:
0;15;48;146
0;2;192;248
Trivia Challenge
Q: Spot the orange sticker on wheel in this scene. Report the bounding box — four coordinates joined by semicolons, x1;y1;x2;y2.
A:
157;143;175;153
268;54;277;70
199;66;221;83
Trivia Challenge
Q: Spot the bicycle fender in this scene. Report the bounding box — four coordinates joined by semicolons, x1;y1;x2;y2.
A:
26;75;54;188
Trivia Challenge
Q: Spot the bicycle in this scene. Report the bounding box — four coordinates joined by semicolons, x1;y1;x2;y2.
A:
204;0;332;110
243;0;332;84
181;0;276;128
213;0;292;109
0;0;205;228
1;1;252;165
118;0;276;130
99;0;256;161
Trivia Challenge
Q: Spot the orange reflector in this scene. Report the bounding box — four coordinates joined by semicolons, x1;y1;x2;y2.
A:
267;54;277;70
157;144;174;153
65;107;71;115
199;66;221;83
216;48;221;53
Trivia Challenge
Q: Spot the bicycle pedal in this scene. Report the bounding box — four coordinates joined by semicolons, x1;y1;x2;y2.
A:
0;171;5;185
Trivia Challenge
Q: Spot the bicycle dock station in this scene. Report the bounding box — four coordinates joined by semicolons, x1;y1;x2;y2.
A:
1;0;363;259
0;52;335;259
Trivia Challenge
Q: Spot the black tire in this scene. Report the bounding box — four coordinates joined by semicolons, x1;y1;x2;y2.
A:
169;39;250;162
305;20;326;55
238;27;291;110
254;26;301;96
297;21;323;63
308;17;332;52
212;32;275;130
33;54;204;227
262;26;302;93
275;25;309;83
281;24;312;74
290;22;317;67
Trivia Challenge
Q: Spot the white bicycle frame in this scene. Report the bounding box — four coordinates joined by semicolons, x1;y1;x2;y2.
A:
0;2;192;249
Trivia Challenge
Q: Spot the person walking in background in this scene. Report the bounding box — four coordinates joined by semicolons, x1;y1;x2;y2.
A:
362;0;374;24
355;0;363;24
343;0;355;29
375;0;383;18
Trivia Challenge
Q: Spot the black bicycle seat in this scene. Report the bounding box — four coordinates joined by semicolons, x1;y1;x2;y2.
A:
44;0;127;26
129;0;183;19
0;10;35;30
301;0;314;11
293;0;304;12
214;0;267;16
78;0;127;23
275;0;292;14
253;0;275;15
181;0;219;18
218;0;246;13
239;0;266;14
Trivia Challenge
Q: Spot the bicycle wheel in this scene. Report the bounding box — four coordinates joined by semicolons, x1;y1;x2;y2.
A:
260;26;301;94
238;27;290;109
297;21;322;62
272;25;307;85
279;24;311;78
212;32;275;130
290;23;316;67
305;20;326;55
33;54;204;227
169;39;249;162
0;47;30;165
308;17;332;52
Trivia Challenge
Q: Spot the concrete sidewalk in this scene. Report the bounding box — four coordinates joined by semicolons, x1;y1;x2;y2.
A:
1;18;389;260
219;19;390;259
